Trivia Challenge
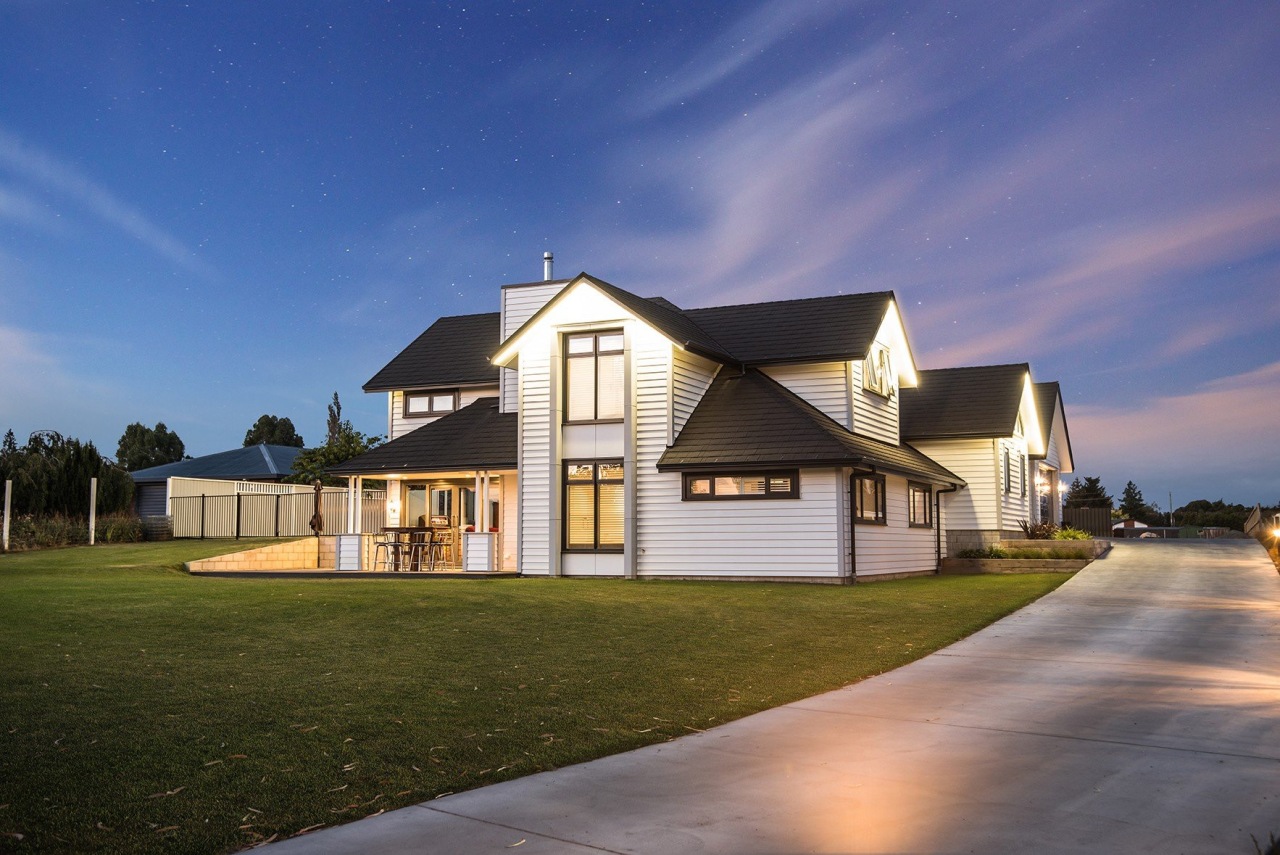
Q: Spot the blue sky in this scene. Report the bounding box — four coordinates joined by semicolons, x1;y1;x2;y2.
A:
1;1;1277;507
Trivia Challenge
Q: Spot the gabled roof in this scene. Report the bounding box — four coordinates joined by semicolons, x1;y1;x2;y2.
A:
364;313;501;393
492;273;734;365
131;444;302;483
327;398;515;476
1032;381;1073;466
657;368;962;485
899;364;1030;440
684;292;895;364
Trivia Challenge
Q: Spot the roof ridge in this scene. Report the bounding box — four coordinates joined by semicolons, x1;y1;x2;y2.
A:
685;290;895;313
256;443;277;476
916;362;1029;374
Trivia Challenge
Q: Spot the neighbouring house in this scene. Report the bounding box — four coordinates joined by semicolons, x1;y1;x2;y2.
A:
130;444;304;518
900;365;1073;552
331;268;1073;581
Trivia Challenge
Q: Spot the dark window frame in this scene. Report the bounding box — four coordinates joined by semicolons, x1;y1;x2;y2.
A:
563;330;625;425
681;470;800;501
403;389;459;419
853;473;887;525
908;481;933;528
562;458;625;553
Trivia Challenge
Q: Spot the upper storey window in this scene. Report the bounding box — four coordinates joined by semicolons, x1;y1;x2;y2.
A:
565;331;624;423
864;343;895;398
404;389;458;418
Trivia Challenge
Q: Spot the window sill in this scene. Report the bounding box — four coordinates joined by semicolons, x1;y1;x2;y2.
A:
564;418;624;426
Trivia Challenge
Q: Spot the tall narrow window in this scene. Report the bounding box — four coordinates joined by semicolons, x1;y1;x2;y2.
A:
854;473;886;524
565;331;624;423
909;482;932;528
564;460;624;552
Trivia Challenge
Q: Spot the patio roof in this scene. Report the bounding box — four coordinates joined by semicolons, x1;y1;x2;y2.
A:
327;398;516;476
657;368;963;485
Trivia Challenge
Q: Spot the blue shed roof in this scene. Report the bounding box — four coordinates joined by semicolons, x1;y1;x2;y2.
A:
130;444;302;483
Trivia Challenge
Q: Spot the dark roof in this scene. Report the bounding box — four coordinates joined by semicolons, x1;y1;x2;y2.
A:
130;445;302;483
899;364;1029;440
364;313;501;392
657;369;962;484
577;274;734;361
684;292;894;364
327;398;516;475
1032;381;1072;462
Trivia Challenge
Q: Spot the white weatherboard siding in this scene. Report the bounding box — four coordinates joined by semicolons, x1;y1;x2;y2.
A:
672;349;718;440
852;472;938;577
501;282;567;413
517;336;555;575
762;362;850;428
388;387;498;440
999;436;1032;532
850;352;899;444
637;467;843;579
912;439;998;530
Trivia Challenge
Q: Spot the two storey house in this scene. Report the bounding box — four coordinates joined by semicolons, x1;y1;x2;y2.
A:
331;270;1070;580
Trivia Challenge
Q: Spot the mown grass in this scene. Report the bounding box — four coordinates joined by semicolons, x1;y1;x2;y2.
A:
0;541;1070;853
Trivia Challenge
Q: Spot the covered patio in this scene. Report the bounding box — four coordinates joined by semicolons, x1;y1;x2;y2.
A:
326;398;519;574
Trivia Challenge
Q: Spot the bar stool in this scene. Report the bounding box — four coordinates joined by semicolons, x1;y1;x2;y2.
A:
372;533;403;571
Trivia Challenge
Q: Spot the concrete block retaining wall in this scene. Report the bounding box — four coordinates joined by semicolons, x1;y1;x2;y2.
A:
185;538;318;573
940;557;1090;575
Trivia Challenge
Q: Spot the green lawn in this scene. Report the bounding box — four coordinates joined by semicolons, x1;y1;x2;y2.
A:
0;541;1070;853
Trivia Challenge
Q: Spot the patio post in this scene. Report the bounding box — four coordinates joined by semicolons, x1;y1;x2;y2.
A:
345;476;357;532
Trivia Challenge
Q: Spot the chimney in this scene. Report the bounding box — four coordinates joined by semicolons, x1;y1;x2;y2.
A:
543;251;554;282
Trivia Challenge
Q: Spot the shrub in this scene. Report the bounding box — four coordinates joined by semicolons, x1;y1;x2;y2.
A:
2;512;143;551
1018;520;1059;540
1054;527;1092;540
956;545;1088;560
95;513;144;544
956;546;1009;559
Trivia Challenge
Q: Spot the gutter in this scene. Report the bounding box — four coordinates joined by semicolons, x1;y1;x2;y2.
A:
935;482;962;573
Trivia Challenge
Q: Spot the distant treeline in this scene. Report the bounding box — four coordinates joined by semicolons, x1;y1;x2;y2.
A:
0;430;133;517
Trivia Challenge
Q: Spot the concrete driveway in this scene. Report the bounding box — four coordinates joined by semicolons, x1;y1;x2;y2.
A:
268;540;1280;854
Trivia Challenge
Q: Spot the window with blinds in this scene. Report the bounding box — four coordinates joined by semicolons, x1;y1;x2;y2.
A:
565;331;624;423
682;470;799;500
563;460;624;551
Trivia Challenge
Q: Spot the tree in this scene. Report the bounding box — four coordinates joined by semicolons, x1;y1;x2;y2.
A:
116;422;185;472
243;415;304;447
1064;475;1113;509
0;430;133;516
289;392;382;486
1118;480;1162;523
326;392;342;446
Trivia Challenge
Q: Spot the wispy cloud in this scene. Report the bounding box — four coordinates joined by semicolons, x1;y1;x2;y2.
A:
631;0;857;118
0;126;216;280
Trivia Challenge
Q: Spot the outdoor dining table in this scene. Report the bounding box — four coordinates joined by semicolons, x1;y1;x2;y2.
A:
379;526;434;572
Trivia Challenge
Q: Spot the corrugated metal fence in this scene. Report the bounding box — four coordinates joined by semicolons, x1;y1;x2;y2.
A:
170;489;385;538
1063;507;1113;538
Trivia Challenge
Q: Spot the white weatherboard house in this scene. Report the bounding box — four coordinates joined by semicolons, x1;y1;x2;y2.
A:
330;269;1074;580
